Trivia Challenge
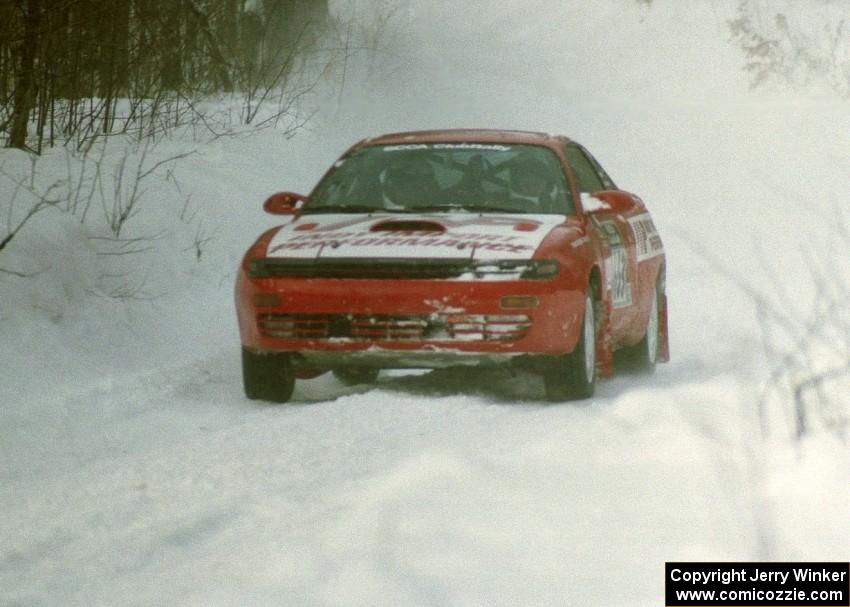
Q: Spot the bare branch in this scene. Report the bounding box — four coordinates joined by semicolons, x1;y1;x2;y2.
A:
0;265;45;278
0;165;63;253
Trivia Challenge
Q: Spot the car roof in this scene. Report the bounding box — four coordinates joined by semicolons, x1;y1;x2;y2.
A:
360;129;574;148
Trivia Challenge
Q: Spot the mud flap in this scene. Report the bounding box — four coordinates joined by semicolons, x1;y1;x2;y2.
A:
596;296;614;378
657;291;670;363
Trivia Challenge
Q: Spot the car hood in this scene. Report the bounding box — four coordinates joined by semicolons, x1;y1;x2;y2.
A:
265;213;565;260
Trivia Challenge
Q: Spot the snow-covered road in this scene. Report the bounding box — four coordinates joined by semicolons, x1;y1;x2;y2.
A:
3;351;762;606
2;1;849;604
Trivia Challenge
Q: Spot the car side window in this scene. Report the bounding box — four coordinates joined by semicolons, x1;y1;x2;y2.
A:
564;145;605;193
582;148;617;190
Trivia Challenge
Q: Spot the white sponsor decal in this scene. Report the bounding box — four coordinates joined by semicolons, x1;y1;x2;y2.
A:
383;143;512;152
600;221;632;309
382;144;430;151
266;213;562;260
627;212;664;262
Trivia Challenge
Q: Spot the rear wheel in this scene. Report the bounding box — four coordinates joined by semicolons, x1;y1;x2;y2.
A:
332;367;380;386
242;348;295;403
544;291;597;401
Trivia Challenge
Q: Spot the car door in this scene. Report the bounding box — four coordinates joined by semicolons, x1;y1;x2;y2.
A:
564;144;639;341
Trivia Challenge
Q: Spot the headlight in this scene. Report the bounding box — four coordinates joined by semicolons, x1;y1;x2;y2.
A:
465;259;559;280
519;259;559;280
247;259;269;278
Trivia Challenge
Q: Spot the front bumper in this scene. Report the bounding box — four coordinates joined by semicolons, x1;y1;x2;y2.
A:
236;272;586;366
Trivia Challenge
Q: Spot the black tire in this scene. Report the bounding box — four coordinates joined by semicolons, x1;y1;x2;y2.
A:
617;279;661;374
543;291;597;401
332;367;380;386
242;348;295;403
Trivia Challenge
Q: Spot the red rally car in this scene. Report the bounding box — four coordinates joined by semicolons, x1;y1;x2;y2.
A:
235;129;668;402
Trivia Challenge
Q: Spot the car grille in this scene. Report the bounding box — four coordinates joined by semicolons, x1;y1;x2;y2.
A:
248;258;558;280
257;313;531;342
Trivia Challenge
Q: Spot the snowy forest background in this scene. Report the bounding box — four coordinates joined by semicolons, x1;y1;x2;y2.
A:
1;1;849;605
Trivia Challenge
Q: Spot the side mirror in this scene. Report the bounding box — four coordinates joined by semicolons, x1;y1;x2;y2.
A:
263;191;307;215
582;190;644;215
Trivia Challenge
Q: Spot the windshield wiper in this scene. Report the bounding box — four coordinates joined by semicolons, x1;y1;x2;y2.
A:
301;204;384;214
471;206;530;214
397;204;477;213
400;204;527;214
302;203;532;215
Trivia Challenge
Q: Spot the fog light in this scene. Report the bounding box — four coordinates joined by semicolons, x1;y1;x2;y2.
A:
500;295;538;309
253;293;280;307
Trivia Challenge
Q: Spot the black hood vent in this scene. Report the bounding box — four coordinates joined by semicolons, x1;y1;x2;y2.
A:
370;220;446;233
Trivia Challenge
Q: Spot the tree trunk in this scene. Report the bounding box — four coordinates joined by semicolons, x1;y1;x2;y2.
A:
160;0;184;91
8;0;40;149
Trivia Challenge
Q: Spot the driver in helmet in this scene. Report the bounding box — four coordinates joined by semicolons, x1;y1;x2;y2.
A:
382;156;439;210
509;156;556;211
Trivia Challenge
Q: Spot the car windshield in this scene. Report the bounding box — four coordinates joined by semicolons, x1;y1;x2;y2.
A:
304;143;575;215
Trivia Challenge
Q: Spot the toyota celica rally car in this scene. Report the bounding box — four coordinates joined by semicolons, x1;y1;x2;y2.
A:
235;129;668;402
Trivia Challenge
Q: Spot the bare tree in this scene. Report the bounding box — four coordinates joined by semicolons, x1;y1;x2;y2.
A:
7;0;40;149
729;1;850;95
1;0;337;150
684;215;850;442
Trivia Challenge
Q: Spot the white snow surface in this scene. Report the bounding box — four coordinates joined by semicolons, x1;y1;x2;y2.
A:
2;1;849;605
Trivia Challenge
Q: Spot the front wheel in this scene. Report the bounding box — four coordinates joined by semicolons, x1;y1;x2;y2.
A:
543;291;597;401
242;348;295;403
617;280;660;373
